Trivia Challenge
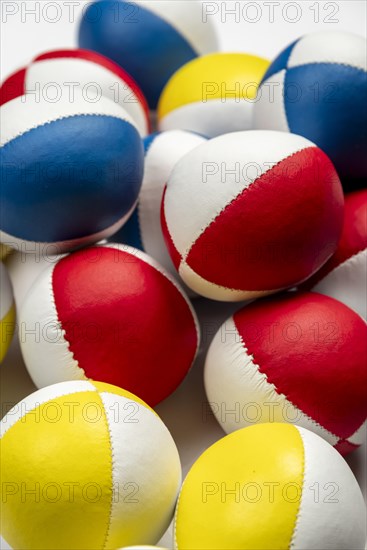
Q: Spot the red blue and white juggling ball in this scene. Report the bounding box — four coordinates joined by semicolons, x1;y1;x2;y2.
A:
115;130;207;277
204;291;367;455
19;243;199;406
0;93;144;253
78;0;218;109
254;31;367;182
161;130;344;301
303;189;367;320
0;49;150;136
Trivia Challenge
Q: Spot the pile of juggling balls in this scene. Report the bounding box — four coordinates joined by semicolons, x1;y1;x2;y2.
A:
0;1;366;549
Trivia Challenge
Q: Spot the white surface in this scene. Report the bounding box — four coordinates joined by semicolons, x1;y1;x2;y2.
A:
292;426;366;549
26;56;149;135
19;264;87;388
159;97;255;137
99;391;181;547
287;30;367;70
1;1;366;548
312;250;367;321
137;0;218;56
253;69;291;131
1;90;137;146
139;130;206;276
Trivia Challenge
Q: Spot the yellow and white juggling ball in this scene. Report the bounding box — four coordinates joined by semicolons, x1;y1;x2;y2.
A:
158;53;269;137
120;547;167;549
0;261;15;362
174;423;366;549
0;381;181;550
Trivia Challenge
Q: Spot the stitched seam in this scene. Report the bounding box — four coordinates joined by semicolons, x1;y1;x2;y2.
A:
287;60;367;73
183;146;315;262
0;386;96;439
49;264;88;381
280;69;291;132
289;428;305;549
234;325;340;442
1;113;132;148
98;393;114;550
161;186;184;271
181;260;287;295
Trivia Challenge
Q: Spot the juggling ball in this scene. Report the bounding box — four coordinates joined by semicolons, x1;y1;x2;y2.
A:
0;380;181;549
254;31;367;181
115;130;207;277
0;67;26;106
0;93;144;253
303;189;367;320
204;291;367;454
174;423;366;549
0;262;15;362
158;53;269;137
0;49;150;135
78;0;218;109
19;243;199;406
161;130;344;301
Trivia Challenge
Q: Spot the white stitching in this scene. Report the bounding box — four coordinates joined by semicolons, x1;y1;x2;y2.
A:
48;263;88;381
1;113;134;148
235;327;341;443
290;427;306;549
182;145;315;263
99;393;115;550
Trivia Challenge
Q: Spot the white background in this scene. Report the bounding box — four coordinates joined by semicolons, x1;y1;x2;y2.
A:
1;1;366;548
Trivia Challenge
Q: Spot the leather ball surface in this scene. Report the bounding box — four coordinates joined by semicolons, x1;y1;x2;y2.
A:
161;130;344;301
19;243;199;406
114;130;207;278
78;0;218;109
204;291;367;454
253;31;367;182
303;189;367;320
0;262;15;362
0;93;144;253
0;380;181;549
158;53;269;137
174;423;366;549
0;49;150;136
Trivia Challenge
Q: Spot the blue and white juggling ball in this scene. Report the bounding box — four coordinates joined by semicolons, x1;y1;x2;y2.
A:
254;31;367;182
78;0;218;109
114;130;207;276
0;93;144;253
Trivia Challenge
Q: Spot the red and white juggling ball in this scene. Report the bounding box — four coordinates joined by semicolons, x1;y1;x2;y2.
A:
0;49;150;136
19;244;199;406
204;291;367;455
161;131;344;301
303;189;367;320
